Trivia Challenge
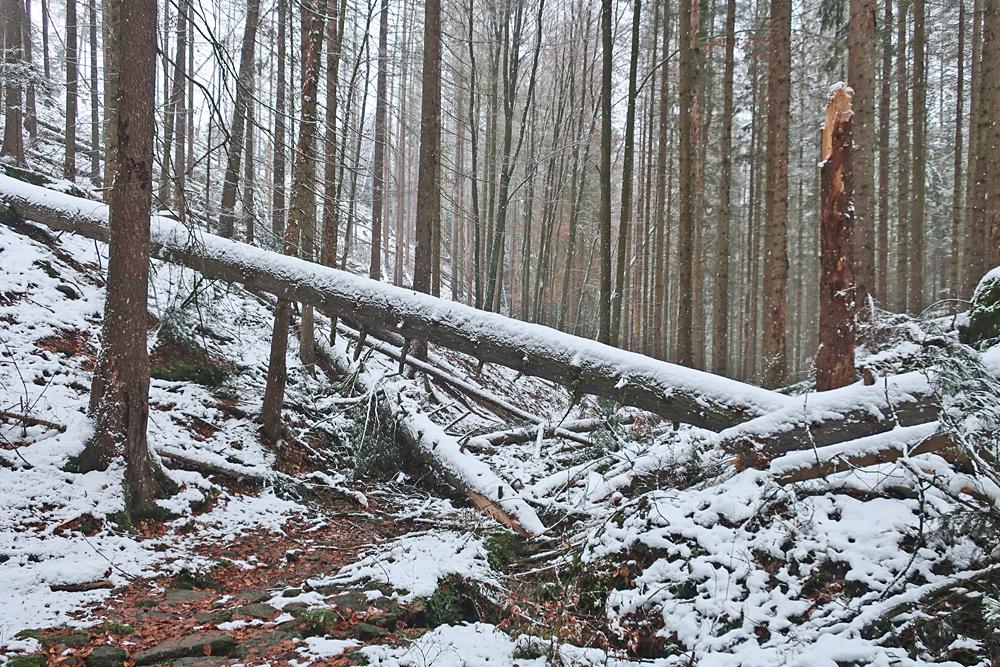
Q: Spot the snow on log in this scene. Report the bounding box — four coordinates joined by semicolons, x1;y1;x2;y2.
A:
720;371;938;464
767;422;949;484
313;332;546;537
0;175;789;430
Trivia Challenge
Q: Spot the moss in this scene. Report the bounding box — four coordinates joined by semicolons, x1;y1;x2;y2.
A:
961;272;1000;347
150;319;230;387
483;529;521;571
2;163;49;186
426;580;464;627
170;567;220;590
7;655;47;667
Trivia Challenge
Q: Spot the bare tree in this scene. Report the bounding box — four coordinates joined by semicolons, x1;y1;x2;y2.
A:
1;0;26;164
370;0;390;281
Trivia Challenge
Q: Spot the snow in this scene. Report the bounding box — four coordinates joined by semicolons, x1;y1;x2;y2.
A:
295;637;360;662
312;531;499;601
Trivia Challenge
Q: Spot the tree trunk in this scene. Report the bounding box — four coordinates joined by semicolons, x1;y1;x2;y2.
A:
964;0;984;297
22;0;36;137
260;0;326;443
909;0;926;312
88;0;100;186
950;1;966;296
2;176;799;432
876;0;891;301
172;0;188;210
848;0;875;305
217;0;262;239
612;0;642;347
816;86;856;391
761;0;791;388
676;0;697;366
272;0;287;243
983;0;1000;268
652;0;670;359
370;0;389;281
894;0;910;310
712;0;735;376
81;0;171;522
413;0;441;315
65;0;78;180
1;0;25;165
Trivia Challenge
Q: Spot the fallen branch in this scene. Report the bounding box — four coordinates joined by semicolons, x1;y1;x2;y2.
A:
0;410;67;433
0;174;788;430
50;579;114;592
314;328;545;537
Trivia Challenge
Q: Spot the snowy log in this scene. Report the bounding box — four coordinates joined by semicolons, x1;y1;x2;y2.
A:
0;175;789;430
768;422;951;484
720;371;939;463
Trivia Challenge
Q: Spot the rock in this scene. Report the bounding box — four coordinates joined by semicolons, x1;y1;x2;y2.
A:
231;630;301;659
49;632;90;648
325;590;372;614
960;268;1000;346
168;658;231;666
163;589;212;604
282;602;310;616
232;603;279;621
194;609;232;625
85;646;127;667
238;589;271;604
281;587;302;598
404;598;427;626
354;623;389;641
134;634;235;665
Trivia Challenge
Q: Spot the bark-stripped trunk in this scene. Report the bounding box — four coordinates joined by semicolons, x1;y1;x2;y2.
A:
816;86;856;391
82;0;171;521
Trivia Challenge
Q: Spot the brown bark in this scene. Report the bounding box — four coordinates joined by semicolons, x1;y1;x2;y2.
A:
712;0;736;376
950;1;966;296
761;0;791;388
676;0;697;366
652;0;670;359
895;0;910;310
370;0;389;281
88;0;101;186
413;0;441;315
260;0;326;443
1;0;25;165
65;0;79;180
909;0;926;312
876;0;891;301
774;433;950;484
816;86;857;392
82;0;171;521
848;0;876;306
598;0;613;343
272;0;287;243
983;0;1000;267
964;0;984;296
217;0;262;239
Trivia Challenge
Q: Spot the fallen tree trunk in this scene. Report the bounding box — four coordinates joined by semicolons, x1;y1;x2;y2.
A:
0;174;789;430
313;328;545;537
721;372;939;463
766;422;951;484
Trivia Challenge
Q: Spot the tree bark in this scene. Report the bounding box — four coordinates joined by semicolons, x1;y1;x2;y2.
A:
983;0;1000;267
848;0;876;306
676;0;697;366
894;0;910;310
712;0;736;376
217;0;262;239
950;1;966;296
88;0;101;186
762;0;791;388
260;0;326;443
909;0;927;312
816;86;856;391
370;0;389;281
1;0;26;165
81;0;171;521
612;0;642;347
876;0;891;301
272;0;287;243
65;0;79;180
413;0;442;350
